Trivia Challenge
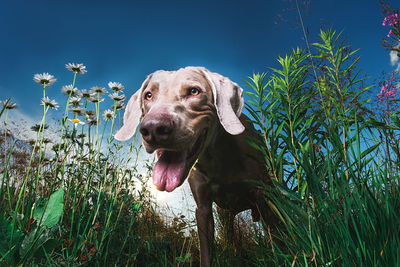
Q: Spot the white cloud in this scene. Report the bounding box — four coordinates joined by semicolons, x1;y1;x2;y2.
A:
390;50;400;71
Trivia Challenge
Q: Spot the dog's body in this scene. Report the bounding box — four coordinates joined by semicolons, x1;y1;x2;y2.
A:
115;67;275;266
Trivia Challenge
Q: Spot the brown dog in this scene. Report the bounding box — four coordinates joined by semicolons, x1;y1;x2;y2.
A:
115;67;274;266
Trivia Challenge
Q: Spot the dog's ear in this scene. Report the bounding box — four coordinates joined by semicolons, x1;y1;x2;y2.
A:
114;74;153;141
200;68;245;135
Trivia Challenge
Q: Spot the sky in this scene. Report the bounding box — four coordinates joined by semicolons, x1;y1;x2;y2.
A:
1;0;399;217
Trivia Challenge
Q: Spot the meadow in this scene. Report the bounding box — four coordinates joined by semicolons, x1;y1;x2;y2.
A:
1;3;400;266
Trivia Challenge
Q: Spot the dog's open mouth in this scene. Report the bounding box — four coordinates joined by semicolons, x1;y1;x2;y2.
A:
153;130;206;192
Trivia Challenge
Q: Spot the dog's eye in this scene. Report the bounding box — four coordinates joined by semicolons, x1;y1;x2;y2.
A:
188;88;200;96
144;92;153;100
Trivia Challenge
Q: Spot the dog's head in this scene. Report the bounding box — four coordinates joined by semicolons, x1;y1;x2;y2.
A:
114;66;245;192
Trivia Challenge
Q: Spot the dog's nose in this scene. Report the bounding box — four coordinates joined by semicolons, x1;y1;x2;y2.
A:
140;116;174;144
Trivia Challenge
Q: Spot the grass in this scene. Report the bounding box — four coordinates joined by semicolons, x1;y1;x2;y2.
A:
1;25;400;266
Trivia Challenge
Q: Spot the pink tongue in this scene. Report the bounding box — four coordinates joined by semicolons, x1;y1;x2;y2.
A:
153;150;186;192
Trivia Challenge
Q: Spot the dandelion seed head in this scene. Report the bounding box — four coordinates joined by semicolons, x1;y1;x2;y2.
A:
33;73;57;86
65;63;87;74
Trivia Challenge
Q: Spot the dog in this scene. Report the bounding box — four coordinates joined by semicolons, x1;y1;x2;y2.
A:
114;66;275;266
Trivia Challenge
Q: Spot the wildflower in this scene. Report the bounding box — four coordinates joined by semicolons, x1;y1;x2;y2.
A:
102;109;115;121
108;81;124;92
113;102;125;110
68;118;85;126
65;63;87;74
33;73;56;86
109;92;126;102
86;115;99;126
31;124;48;132
85;110;96;117
80;89;93;99
378;83;397;102
91;86;107;95
70;107;83;116
88;96;104;103
0;100;18;110
62;85;80;96
382;13;399;26
388;29;393;38
69;96;82;107
40;97;59;110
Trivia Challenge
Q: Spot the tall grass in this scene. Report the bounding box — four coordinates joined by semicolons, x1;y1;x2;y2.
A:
245;29;400;266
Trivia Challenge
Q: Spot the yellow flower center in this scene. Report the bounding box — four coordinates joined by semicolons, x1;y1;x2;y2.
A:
72;118;80;123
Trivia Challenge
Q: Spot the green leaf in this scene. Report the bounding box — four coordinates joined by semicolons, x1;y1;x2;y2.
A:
33;187;64;228
0;214;24;259
391;112;400;128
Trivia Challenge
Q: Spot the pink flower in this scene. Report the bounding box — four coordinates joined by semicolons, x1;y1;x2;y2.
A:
382;13;399;27
377;83;397;101
387;29;393;38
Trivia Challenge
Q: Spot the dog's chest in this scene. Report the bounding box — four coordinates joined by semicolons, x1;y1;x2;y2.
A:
209;181;255;212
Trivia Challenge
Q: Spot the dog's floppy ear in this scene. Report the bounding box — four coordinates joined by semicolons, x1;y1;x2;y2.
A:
114;74;152;141
200;68;245;135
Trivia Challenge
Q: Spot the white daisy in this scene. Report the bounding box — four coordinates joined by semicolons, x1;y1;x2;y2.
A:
69;97;82;107
1;100;18;110
91;86;107;95
80;89;93;99
65;63;87;74
33;73;57;86
108;82;124;92
70;107;83;116
68;118;85;126
113;102;125;110
109;93;126;102
102;109;115;121
88;96;104;103
85;110;96;117
40;97;59;110
62;85;79;96
85;114;99;125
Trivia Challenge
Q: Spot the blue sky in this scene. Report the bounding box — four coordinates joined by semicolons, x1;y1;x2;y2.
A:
0;0;398;121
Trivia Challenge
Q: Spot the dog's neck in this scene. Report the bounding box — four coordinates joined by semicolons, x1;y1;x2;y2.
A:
194;119;238;183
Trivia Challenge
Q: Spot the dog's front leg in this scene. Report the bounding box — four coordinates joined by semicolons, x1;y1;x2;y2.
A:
189;170;214;267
